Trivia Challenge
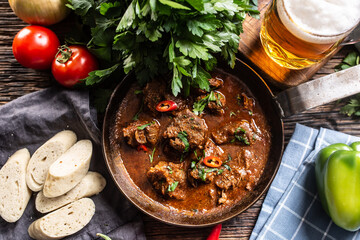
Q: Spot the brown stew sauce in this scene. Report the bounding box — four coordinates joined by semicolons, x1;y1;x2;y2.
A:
110;70;271;215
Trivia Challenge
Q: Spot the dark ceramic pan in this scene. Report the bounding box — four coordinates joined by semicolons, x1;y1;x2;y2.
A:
102;59;360;227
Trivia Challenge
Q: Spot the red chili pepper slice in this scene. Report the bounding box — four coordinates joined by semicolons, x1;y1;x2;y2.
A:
156;100;178;112
203;156;222;168
207;224;222;240
137;144;148;152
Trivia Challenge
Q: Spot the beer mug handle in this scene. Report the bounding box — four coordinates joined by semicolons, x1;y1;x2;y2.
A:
276;64;360;117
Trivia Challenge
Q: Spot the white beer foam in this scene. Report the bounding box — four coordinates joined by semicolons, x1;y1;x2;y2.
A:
277;0;360;44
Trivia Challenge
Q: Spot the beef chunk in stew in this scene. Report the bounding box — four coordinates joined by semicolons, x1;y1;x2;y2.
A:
147;161;186;200
123;120;160;147
207;91;226;114
214;167;247;190
209;77;224;89
236;149;263;191
189;140;225;184
195;77;224;95
143;81;166;115
164;93;188;114
211;120;255;145
143;81;188;115
238;93;255;112
163;109;208;152
196;91;226;115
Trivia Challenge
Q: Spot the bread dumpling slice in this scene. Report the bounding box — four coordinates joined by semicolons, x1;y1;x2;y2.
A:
36;171;106;213
28;198;95;240
0;148;31;222
26;130;77;192
43;140;92;198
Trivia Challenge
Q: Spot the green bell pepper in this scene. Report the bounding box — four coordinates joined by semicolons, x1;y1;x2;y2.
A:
315;142;360;231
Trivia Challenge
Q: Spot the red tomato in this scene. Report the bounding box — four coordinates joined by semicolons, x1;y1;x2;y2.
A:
12;26;60;70
51;45;98;87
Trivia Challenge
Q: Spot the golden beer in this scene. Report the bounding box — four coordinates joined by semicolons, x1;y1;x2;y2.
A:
260;0;360;70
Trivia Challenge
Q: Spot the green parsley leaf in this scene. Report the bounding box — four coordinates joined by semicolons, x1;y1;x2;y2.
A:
335;51;359;72
167;181;179;192
166;166;173;174
230;111;236;117
193;90;221;115
159;0;191;10
191;161;197;169
177;131;189;152
235;135;250;145
340;94;360;117
137;121;154;130
84;64;120;86
223;164;231;171
149;147;156;163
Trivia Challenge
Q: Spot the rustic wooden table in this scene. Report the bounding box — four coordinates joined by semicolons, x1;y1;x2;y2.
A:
1;1;359;239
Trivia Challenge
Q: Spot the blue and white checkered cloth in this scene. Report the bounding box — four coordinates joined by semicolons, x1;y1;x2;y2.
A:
250;123;360;240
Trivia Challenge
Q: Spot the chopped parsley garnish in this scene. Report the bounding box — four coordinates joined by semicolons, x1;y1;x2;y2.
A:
215;92;223;106
134;90;143;95
199;168;218;181
249;110;253;116
166;166;173;174
177;131;189;153
149;147;156;163
137;121;154;130
191;161;197;169
193;91;221;115
230;111;236;117
217;169;224;175
225;154;232;163
236;127;246;134
232;126;250;145
194;150;201;161
193;93;212;115
223;164;231;171
235;135;250;145
167;181;179;192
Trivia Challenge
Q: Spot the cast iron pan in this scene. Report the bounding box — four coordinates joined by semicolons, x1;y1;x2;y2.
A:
102;59;285;227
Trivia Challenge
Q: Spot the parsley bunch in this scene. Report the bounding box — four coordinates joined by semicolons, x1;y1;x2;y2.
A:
68;0;258;96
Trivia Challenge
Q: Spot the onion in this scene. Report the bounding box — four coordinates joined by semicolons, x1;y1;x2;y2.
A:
8;0;70;26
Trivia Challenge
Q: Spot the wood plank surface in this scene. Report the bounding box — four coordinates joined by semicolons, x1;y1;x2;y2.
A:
0;1;360;239
238;0;342;89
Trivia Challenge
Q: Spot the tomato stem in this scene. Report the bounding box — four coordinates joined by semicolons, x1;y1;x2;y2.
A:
56;45;72;64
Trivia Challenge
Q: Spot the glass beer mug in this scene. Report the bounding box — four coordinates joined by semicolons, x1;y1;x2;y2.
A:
260;0;360;70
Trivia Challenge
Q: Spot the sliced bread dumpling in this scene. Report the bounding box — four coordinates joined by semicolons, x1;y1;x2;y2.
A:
43;140;92;198
28;198;95;240
36;171;106;213
26;130;77;192
0;148;31;222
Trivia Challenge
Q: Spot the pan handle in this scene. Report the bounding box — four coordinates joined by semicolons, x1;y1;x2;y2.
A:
276;64;360;117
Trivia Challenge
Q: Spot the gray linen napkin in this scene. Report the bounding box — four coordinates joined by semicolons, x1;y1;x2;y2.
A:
0;87;146;240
